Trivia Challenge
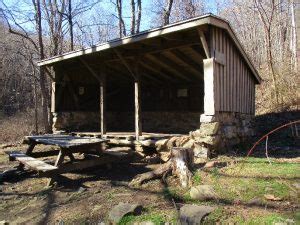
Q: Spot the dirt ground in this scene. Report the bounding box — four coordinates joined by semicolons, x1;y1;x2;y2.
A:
0;141;299;224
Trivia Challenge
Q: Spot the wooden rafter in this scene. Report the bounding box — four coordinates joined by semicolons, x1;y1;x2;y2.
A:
187;46;205;63
139;61;177;83
163;50;202;79
79;58;102;82
114;49;137;79
145;54;191;81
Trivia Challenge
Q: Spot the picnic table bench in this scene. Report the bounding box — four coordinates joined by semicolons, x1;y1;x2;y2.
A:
5;134;120;186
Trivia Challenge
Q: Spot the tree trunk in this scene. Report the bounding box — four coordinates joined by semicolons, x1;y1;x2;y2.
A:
130;0;135;35
163;0;173;25
34;0;51;133
68;0;74;51
136;0;141;33
116;0;126;37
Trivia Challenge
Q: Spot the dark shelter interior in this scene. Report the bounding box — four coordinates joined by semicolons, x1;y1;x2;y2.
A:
53;27;206;134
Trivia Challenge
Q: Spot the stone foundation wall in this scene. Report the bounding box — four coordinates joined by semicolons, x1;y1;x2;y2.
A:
142;112;201;134
52;112;99;132
190;112;254;157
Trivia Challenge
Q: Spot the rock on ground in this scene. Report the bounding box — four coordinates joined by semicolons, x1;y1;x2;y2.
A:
179;204;215;225
108;202;142;224
190;185;218;200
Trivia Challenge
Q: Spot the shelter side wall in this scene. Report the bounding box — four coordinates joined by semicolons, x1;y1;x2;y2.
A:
211;26;256;115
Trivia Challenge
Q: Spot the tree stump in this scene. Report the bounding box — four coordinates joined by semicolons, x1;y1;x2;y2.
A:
129;147;194;188
171;147;194;188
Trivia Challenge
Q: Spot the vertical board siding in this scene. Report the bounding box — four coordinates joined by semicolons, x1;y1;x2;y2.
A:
211;27;256;115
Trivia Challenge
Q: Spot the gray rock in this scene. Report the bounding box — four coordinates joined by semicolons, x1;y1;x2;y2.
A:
77;187;86;193
190;185;218;200
292;183;300;190
199;122;220;136
247;197;262;206
135;221;155;225
180;204;215;225
193;144;210;159
108;202;143;224
0;221;9;225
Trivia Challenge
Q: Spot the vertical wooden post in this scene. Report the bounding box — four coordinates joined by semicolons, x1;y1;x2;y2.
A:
100;74;106;137
134;62;142;141
203;58;216;115
51;82;56;113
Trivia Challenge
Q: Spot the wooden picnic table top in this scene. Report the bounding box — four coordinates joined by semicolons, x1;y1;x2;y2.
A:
24;134;107;149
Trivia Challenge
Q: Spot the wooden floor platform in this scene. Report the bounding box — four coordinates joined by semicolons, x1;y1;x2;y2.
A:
71;132;183;147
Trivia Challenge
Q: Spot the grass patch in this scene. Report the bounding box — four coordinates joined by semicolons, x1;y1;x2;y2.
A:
233;214;287;225
203;207;224;224
192;171;202;185
118;213;165;225
118;210;177;225
199;157;299;203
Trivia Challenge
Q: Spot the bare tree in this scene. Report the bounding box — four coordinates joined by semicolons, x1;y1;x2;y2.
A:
131;0;135;34
136;0;141;33
163;0;173;25
116;0;126;37
254;0;279;106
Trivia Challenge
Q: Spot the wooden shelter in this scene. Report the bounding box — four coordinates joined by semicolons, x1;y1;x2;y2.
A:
37;14;261;153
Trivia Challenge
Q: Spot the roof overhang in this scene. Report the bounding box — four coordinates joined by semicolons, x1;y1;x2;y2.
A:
37;14;261;84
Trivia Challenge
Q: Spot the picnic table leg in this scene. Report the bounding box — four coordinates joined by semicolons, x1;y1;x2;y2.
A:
47;150;65;187
26;142;36;155
67;153;75;162
17;142;37;170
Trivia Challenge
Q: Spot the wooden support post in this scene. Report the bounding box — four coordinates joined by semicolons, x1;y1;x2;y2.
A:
51;82;56;113
197;28;210;59
135;80;142;140
203;58;215;115
100;74;106;137
134;63;142;141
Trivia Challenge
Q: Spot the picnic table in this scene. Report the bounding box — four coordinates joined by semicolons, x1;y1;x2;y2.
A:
6;134;111;186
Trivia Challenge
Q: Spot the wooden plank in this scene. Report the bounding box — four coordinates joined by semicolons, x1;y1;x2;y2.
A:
9;151;57;172
25;135;106;148
215;50;226;66
197;28;210;58
39;152;132;177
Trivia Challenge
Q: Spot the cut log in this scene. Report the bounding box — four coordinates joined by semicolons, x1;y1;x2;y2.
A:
129;147;194;188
